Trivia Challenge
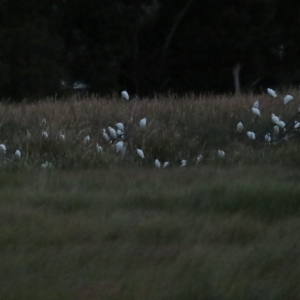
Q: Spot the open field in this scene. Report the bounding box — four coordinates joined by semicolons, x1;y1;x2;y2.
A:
1;167;300;299
0;94;300;299
0;92;299;169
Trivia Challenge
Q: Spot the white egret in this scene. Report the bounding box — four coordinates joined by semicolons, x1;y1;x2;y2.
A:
273;125;280;136
116;141;124;153
217;150;225;158
14;149;21;159
253;100;259;109
108;126;117;140
102;129;110;141
139;118;147;128
121;90;129;100
0;144;6;154
264;133;271;143
96;143;103;152
180;160;187;167
271;113;280;125
294;121;300;130
116;129;124;137
251;107;261;117
195;154;203;163
42;131;48;139
277;120;286;129
116;123;124;132
283;95;293;105
59;133;66;141
236;122;244;133
73;81;88;90
267;88;277;97
137;149;145;159
155;159;161;168
247;131;256;140
163;161;169;168
84;135;91;144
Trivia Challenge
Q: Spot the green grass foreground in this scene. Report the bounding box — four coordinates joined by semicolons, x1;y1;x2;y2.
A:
1;166;300;299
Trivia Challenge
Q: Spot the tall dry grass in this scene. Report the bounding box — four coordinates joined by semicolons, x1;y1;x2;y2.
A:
0;91;299;169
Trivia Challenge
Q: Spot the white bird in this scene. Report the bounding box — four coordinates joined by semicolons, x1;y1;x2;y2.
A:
283;95;294;105
108;126;117;140
180;160;187;167
41;161;53;169
294;121;300;130
14;149;21;159
116;129;124;137
265;133;272;143
277;120;286;129
102;129;110;141
251;107;261;117
115;123;124;132
217;150;225;158
73;81;88;90
195;154;203;163
154;159;161;168
163;161;169;168
42;131;48;139
139;118;147;128
96;143;103;152
0;144;6;154
273;125;280;136
84;135;91;144
253;100;259;109
247;131;256;140
116;141;124;153
59;133;66;141
121;90;129;100
267;88;277;97
137;149;145;159
271;113;280;125
236;122;244;133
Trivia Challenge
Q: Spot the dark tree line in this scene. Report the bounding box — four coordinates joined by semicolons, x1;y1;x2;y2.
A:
0;0;300;100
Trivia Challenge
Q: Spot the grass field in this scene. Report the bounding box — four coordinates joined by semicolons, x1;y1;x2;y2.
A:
0;94;300;299
1;167;300;299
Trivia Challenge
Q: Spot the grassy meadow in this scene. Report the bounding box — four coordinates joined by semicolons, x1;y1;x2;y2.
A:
0;93;300;299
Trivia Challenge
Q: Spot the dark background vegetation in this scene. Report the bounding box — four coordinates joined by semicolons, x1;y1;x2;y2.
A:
1;0;300;100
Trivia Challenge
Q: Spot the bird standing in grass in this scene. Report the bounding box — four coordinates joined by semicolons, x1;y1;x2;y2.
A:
108;127;117;140
14;149;21;159
283;95;293;105
163;161;169;168
137;149;145;159
251;107;261;117
267;88;277;97
236;122;244;133
155;159;161;168
102;129;110;142
247;131;256;140
217;150;225;158
180;160;187;167
140;118;147;128
0;144;6;154
121;91;129;100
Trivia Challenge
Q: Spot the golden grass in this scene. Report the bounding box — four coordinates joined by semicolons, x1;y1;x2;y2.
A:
0;91;299;169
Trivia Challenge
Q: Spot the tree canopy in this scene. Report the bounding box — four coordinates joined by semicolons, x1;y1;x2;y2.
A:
0;0;299;100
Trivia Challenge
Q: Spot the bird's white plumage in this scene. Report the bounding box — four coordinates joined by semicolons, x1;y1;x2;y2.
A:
155;159;161;168
84;135;91;144
14;149;21;159
59;133;66;141
0;144;6;154
273;125;280;135
163;161;169;168
247;131;256;140
271;114;280;125
108;127;117;140
294;121;300;130
277;120;286;129
236;122;244;133
42;131;48;139
283;95;293;105
116;123;124;132
180;160;187;167
121;90;129;100
265;133;271;143
96;143;103;152
139;118;147;128
253;100;259;109
102;129;110;141
217;150;225;158
195;155;203;163
251;107;261;117
116;141;124;153
267;88;277;97
137;149;145;159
